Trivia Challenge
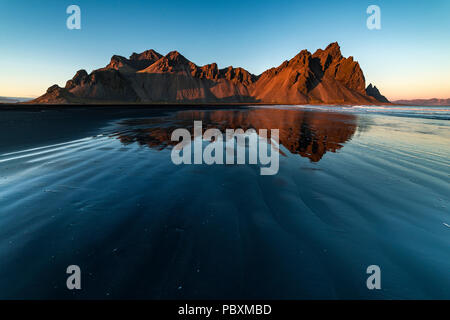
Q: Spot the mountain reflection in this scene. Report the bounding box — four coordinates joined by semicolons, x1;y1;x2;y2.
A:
111;108;358;162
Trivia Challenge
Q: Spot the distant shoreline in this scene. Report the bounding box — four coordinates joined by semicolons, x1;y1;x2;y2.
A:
0;102;396;111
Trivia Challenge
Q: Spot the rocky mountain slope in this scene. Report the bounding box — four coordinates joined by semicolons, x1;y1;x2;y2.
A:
31;42;388;105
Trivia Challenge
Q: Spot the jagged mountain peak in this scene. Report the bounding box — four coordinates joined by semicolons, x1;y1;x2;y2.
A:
323;42;342;59
366;83;389;103
129;49;162;61
65;69;89;89
104;50;163;72
290;49;312;67
164;51;189;63
139;50;193;74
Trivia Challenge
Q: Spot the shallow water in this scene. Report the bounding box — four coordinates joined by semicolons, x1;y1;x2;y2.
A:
0;106;449;299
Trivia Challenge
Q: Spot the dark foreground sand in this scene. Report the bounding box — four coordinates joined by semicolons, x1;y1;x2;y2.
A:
0;105;449;299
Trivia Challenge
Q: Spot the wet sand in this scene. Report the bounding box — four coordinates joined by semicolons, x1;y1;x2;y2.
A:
0;106;449;299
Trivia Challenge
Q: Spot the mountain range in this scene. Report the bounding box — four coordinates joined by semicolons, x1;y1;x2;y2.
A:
392;98;450;106
0;96;32;103
31;42;389;105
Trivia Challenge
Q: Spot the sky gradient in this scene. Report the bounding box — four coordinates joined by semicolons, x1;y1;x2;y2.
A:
1;0;449;100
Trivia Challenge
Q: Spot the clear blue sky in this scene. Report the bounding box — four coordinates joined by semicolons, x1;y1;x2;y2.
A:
1;0;449;100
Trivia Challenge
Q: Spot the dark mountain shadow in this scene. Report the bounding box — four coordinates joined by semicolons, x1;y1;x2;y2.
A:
307;57;325;92
133;73;260;103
